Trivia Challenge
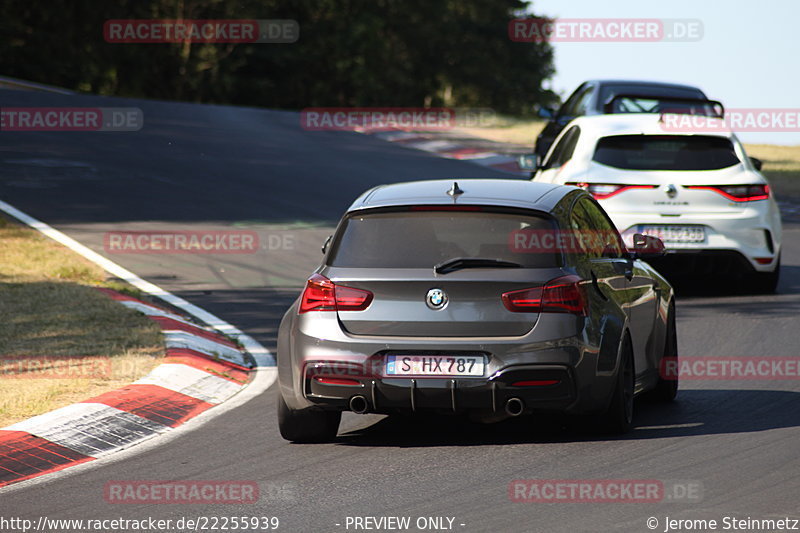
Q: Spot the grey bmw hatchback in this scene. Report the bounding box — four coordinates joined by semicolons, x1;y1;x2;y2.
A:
277;179;677;442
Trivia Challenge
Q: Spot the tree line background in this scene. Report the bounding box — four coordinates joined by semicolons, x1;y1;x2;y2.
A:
0;0;556;114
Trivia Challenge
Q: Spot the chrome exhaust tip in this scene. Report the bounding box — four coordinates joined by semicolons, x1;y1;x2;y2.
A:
349;395;369;414
505;397;525;417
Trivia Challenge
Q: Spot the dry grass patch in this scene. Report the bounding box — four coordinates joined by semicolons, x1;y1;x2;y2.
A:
454;116;546;147
744;144;800;198
0;217;163;427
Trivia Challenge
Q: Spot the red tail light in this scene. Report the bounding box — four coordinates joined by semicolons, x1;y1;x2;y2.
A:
512;380;560;387
501;286;543;312
502;275;587;315
299;274;373;313
313;376;362;386
566;182;657;200
409;206;483;211
685;184;769;202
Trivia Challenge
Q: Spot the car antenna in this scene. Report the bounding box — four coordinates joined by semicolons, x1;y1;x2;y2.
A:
447;181;464;197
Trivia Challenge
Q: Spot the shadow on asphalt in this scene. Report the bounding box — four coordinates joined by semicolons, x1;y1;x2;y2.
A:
659;265;800;298
334;389;800;447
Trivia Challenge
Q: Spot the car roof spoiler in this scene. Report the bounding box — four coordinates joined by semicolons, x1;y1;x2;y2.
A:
603;93;724;118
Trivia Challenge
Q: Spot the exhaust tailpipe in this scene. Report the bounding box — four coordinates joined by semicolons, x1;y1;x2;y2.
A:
349;395;369;414
505;397;524;417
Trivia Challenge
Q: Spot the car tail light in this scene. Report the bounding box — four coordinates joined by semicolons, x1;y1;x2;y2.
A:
512;380;560;387
299;273;373;313
314;376;362;386
409;206;483;211
502;275;587;316
685;184;769;202
566;182;657;200
501;286;543;312
542;275;588;315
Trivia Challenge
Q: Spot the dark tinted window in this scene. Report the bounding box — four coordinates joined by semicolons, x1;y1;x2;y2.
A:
598;84;705;113
569;198;624;258
558;83;587;117
593;135;740;171
572;85;596;116
561;84;594;117
606;96;718;115
328;211;559;268
544;126;580;169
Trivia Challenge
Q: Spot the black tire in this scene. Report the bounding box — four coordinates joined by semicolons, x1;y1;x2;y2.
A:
650;302;678;402
277;393;341;443
744;255;780;294
601;334;635;434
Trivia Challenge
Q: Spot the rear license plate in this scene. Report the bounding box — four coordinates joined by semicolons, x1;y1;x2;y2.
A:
638;225;706;243
385;355;485;377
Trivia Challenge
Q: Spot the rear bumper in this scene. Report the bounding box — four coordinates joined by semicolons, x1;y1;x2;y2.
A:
646;249;763;277
303;361;577;415
608;204;781;273
277;302;625;417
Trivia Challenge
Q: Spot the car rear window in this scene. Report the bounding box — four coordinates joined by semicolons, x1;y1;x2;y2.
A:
593;135;740;171
328;210;560;268
598;84;705;112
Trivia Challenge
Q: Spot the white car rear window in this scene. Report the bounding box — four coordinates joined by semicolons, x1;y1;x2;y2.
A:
593;135;740;171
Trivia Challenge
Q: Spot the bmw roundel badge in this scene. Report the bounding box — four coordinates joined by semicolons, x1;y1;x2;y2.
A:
426;288;448;310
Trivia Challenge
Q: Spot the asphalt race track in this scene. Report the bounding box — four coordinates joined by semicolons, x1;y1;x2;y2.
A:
2;89;800;532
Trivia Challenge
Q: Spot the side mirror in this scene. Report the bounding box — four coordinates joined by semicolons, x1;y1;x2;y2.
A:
517;153;541;172
630;233;666;260
535;105;555;119
321;234;332;254
749;156;763;171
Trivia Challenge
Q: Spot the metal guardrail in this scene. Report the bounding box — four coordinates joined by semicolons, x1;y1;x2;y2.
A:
0;75;74;95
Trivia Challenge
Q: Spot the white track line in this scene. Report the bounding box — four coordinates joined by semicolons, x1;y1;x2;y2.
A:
118;300;202;328
0;199;274;367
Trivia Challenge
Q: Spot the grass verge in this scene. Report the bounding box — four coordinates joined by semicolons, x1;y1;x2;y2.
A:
0;217;163;427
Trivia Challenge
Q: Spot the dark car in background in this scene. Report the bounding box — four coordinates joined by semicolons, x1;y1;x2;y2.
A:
276;179;677;443
534;79;712;158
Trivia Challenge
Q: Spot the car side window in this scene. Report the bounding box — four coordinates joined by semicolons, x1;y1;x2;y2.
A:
572;85;596;116
558;84;586;117
543;126;580;170
578;198;625;258
561;84;594;117
568;199;591;253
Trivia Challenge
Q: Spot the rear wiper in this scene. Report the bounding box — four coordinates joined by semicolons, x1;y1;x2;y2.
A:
434;257;523;275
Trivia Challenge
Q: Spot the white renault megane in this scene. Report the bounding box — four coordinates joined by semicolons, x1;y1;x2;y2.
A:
525;113;782;292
